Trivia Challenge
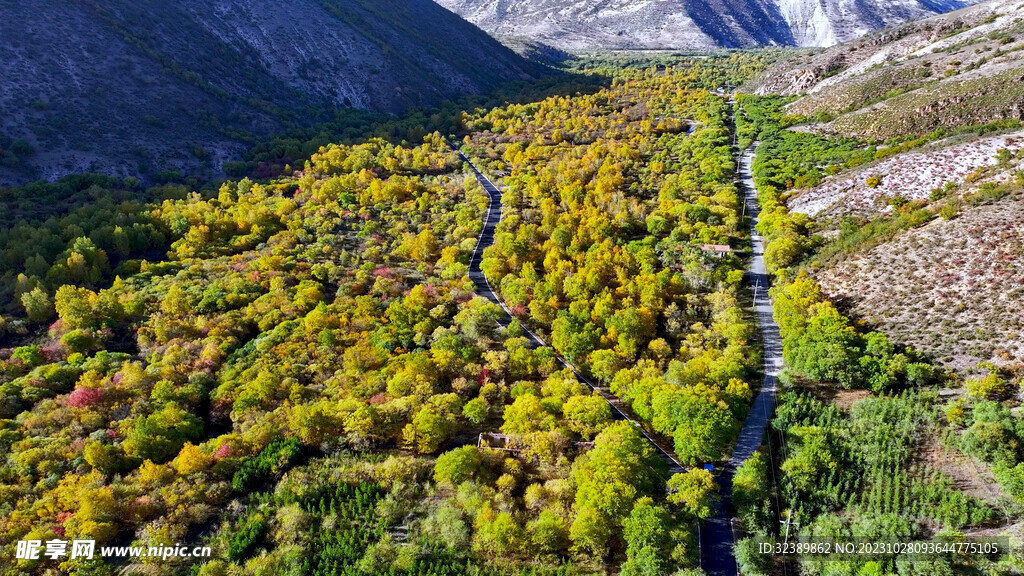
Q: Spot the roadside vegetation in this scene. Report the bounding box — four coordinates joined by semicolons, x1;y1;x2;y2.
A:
466;56;766;467
733;94;1024;575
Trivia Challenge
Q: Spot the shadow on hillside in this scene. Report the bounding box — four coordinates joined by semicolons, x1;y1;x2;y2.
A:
242;68;613;176
0;68;612;191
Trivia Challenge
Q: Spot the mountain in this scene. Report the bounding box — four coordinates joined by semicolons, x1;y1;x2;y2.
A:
0;0;538;186
747;0;1024;139
433;0;981;51
744;0;1024;371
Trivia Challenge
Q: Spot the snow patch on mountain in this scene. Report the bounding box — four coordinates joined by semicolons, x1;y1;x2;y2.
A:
435;0;983;50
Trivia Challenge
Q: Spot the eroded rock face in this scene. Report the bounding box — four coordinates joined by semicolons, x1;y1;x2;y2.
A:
434;0;981;50
789;69;823;92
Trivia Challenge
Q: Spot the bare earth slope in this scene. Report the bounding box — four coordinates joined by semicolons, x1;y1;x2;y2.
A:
819;188;1024;371
797;128;1024;375
744;0;1024;372
789;130;1024;218
0;0;538;185
434;0;978;51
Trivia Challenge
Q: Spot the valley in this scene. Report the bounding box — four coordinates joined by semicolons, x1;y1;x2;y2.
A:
3;0;1024;574
0;56;771;576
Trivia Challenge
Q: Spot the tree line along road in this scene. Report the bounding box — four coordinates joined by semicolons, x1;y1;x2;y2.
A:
452;106;783;573
449;142;686;476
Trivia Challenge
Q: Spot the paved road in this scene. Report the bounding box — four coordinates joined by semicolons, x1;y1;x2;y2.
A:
453;144;686;476
700;123;784;574
455;124;784;572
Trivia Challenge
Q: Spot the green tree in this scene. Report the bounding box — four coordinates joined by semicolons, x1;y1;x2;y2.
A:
423;504;470;550
502;394;556;434
475;509;524;557
623;497;673;558
551;312;600;366
668;468;718;520
562;394;612;439
733;451;771;533
734;537;771;576
54;285;99;329
433;446;483;486
12;345;43;367
61;329;96;354
462;397;488;425
780;426;841;492
570;421;665;555
590;348;624;384
569;505;614;557
620;545;669;576
405;406;455;454
657;390;736;465
293;400;345;445
764;235;805;273
21;286;54;322
123;402;203;462
784;303;864;388
84;441;129;474
527;509;569;554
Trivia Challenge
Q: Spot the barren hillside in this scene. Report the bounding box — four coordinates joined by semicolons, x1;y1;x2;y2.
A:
818;187;1024;371
801;134;1024;371
789;130;1024;219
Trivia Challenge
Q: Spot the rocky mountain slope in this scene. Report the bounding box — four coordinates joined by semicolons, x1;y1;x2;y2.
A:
747;0;1024;139
433;0;979;51
0;0;538;186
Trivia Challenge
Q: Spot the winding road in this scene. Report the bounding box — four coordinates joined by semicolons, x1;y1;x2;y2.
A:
453;108;783;573
453;145;686;476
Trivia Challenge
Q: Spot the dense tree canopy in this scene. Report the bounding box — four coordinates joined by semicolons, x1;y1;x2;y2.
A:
0;56;774;576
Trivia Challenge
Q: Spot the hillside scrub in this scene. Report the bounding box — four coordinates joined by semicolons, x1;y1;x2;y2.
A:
731;93;1013;573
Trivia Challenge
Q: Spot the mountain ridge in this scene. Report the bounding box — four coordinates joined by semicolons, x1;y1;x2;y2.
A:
745;0;1024;140
433;0;981;51
0;0;539;186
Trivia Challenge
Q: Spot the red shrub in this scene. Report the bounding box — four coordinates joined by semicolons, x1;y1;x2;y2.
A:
213;444;234;460
68;387;103;409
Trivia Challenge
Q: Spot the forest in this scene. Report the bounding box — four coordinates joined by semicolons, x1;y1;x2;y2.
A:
0;55;767;576
464;59;761;467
